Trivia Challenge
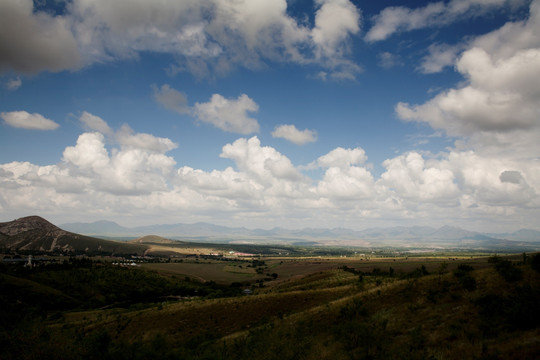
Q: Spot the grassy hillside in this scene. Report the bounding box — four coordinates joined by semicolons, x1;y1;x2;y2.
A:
1;253;539;359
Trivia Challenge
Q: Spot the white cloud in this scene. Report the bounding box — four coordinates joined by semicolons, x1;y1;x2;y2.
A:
0;0;81;73
1;111;59;130
80;111;113;136
378;152;460;204
317;163;375;200
317;147;367;169
63;132;110;172
61;124;177;196
220;137;304;182
312;0;361;58
381;1;540;227
79;111;177;153
152;84;190;115
471;0;540;61
194;94;260;134
5;77;22;90
396;0;540;158
272;124;317;145
0;0;362;79
1;124;540;230
397;46;540;152
115;124;178;153
419;43;462;74
365;0;524;42
377;52;403;69
365;2;446;42
446;151;538;207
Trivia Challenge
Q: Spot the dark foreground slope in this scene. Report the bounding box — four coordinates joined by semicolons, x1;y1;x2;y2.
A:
1;254;539;359
0;216;146;255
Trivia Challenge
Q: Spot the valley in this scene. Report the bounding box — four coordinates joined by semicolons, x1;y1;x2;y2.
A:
1;215;539;359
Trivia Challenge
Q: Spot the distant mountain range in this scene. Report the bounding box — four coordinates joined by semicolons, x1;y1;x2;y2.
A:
2;215;538;254
61;219;540;251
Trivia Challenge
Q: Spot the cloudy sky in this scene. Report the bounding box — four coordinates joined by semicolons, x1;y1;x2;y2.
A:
1;0;539;232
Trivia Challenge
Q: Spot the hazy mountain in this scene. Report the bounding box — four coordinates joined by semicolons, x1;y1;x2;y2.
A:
0;216;147;255
61;218;540;250
488;229;540;242
60;220;130;235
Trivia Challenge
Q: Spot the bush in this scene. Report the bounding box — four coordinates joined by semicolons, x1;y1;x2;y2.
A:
476;284;540;335
531;253;540;272
459;275;477;291
494;260;523;282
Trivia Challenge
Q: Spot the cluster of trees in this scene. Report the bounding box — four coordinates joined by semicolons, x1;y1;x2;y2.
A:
342;264;432;282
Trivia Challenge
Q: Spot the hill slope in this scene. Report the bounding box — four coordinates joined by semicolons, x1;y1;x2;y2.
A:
129;235;179;244
0;216;147;255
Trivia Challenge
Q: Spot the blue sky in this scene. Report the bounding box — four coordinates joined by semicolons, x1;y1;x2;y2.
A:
1;0;539;232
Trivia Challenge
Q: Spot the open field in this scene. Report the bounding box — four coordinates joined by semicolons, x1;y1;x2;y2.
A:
142;261;262;283
1;249;539;359
140;253;495;286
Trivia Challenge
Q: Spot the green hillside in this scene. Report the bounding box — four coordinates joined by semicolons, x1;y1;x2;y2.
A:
1;253;539;359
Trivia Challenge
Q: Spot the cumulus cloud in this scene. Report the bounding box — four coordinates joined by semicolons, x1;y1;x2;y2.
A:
79;111;113;136
365;0;525;42
378;152;460;203
220;137;304;182
397;47;540;149
312;147;376;202
377;52;403;69
419;43;462;74
63;132;110;172
78;111;177;153
272;124;318;145
194;94;260;134
5;77;22;90
471;0;540;61
0;0;81;73
0;0;362;79
60;117;178;196
1;111;59;130
445;151;538;207
1;124;539;229
317;147;367;169
61;133;176;196
499;170;524;184
116;124;178;153
365;2;445;42
372;0;540;225
396;0;540;157
152;84;190;115
312;0;361;58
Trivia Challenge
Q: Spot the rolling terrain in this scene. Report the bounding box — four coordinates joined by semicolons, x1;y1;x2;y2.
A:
1;250;539;359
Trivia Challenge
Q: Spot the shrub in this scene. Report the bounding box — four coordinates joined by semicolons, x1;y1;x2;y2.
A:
494;260;523;282
531;253;540;272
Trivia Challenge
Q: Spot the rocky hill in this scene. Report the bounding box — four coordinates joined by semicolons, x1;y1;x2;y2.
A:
0;216;147;255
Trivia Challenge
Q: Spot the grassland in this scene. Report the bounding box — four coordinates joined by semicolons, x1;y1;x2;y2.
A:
1;248;539;359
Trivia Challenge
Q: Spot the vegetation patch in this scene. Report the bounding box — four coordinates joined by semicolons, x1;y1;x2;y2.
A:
1;249;539;360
